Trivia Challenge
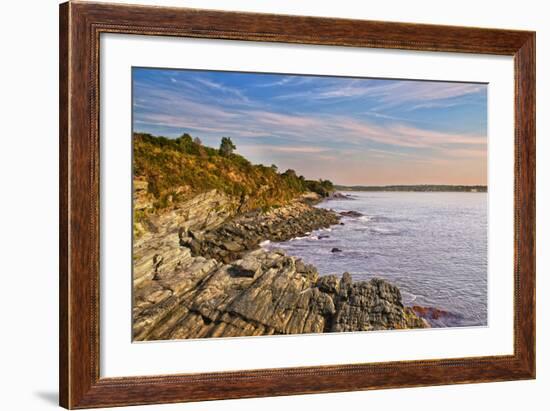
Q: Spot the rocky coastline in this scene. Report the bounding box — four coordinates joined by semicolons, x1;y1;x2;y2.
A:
133;189;429;341
179;199;340;263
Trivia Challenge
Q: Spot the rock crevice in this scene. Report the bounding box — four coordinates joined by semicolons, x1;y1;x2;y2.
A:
133;191;428;341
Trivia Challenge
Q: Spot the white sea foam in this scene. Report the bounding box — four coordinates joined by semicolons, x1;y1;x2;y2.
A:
291;235;310;241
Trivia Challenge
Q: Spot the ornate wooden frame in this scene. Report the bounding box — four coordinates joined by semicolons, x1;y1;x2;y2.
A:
59;1;536;408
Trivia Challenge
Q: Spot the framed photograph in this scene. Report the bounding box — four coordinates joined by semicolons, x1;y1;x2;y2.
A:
59;1;535;409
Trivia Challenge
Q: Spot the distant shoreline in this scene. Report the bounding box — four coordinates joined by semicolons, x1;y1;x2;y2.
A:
334;184;487;193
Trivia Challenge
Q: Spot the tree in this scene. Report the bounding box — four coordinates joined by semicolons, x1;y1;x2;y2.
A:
283;169;297;178
178;133;192;145
219;137;236;156
193;137;202;146
270;164;278;172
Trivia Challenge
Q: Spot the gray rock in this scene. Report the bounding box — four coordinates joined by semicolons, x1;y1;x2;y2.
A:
316;275;340;295
188;239;202;255
341;271;352;286
339;210;363;217
230;257;262;278
132;192;427;341
222;240;243;252
188;229;204;241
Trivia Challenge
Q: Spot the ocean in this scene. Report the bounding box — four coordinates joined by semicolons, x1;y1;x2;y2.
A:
264;191;487;328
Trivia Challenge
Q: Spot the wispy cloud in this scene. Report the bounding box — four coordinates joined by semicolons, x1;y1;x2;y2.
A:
239;144;330;154
363;110;437;125
132;68;487;184
194;77;250;103
274;79;485;112
136;95;484;152
256;76;314;88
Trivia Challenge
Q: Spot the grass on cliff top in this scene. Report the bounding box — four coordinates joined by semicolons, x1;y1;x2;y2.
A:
133;132;334;213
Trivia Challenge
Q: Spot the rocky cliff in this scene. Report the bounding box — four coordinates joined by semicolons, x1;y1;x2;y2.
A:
133;189;428;341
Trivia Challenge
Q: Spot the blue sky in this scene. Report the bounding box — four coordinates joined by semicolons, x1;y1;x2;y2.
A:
133;67;487;185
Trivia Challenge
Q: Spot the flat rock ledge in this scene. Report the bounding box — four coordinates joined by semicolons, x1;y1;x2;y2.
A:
133;192;428;341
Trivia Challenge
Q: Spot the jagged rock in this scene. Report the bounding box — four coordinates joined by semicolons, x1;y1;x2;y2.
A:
340;272;353;291
188;229;204;241
133;247;427;341
295;259;319;282
188;239;202;255
133;191;428;341
330;278;427;332
222;240;243;252
230;257;261;278
188;200;341;262
316;275;340;295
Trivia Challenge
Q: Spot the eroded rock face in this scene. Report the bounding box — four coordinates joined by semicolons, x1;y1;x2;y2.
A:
134;189;240;240
133;191;428;341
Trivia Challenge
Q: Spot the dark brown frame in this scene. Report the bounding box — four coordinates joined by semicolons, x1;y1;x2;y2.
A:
59;1;536;409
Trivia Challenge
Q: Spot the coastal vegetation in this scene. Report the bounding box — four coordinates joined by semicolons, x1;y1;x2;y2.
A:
132;132;433;340
133;132;335;214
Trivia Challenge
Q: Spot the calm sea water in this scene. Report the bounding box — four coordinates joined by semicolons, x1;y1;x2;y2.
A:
264;192;487;327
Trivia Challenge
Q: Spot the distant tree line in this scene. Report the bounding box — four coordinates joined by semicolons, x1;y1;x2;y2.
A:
334;184;487;192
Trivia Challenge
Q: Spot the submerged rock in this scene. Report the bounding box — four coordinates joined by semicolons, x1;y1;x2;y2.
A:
339;210;363;217
329;192;355;200
410;305;461;327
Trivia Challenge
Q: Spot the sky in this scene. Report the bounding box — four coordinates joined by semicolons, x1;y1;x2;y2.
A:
133;67;487;185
